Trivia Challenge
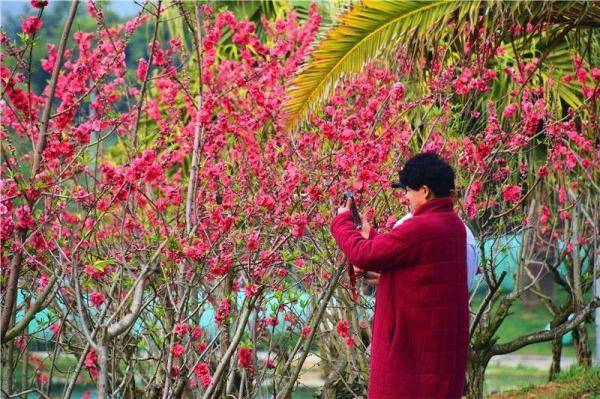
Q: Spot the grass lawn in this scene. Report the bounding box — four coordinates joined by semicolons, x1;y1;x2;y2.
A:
485;365;548;394
488;365;600;399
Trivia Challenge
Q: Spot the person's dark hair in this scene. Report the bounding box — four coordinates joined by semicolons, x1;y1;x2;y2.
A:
398;152;455;197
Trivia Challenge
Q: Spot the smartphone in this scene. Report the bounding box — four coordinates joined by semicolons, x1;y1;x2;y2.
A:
343;191;362;229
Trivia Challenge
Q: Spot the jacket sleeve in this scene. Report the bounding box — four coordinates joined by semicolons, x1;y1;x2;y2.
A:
330;211;412;272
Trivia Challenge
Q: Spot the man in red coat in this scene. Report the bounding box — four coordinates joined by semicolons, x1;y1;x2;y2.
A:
331;153;468;399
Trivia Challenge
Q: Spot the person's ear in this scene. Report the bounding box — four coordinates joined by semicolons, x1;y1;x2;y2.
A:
422;185;432;199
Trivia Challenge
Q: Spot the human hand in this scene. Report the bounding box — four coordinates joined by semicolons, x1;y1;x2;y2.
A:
337;198;352;215
353;266;380;286
360;214;371;239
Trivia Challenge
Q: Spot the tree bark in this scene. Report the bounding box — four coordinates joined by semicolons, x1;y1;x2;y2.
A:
466;350;490;399
97;342;110;399
549;336;563;381
573;323;592;368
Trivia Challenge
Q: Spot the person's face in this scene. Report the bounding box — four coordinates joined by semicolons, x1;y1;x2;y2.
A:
403;185;432;214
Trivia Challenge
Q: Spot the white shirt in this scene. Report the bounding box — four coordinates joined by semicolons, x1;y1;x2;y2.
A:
394;213;478;292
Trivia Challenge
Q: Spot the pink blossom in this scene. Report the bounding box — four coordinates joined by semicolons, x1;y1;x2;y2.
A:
336;320;350;337
237;346;254;370
31;0;48;9
37;372;49;385
22;16;43;35
559;210;571;221
39;273;49;290
215;298;231;324
536;165;548;178
171;343;185;358
84;349;97;369
390;82;405;101
15;336;28;353
89;291;106;307
200;373;212;387
503;103;518;118
190;327;205;341
245;283;258;297
136;58;148;82
501;185;522;203
173;323;188;337
246;232;260;251
194;363;210;377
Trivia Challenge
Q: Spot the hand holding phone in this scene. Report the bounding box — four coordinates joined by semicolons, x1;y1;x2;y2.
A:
342;191;362;229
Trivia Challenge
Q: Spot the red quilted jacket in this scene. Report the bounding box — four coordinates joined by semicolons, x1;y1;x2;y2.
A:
331;198;468;398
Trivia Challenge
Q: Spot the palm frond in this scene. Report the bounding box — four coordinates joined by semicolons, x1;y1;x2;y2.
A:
284;0;481;131
284;0;600;131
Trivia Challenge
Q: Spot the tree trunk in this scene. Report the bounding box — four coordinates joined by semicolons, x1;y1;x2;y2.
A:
316;357;366;399
466;350;489;399
1;342;15;399
212;275;233;398
21;342;28;399
98;343;110;399
573;323;592;368
549;336;562;381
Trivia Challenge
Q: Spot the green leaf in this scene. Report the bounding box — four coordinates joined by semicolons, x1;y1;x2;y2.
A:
93;259;116;271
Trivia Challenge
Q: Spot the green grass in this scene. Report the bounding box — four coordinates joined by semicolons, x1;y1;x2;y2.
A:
485;365;548;394
488;365;600;399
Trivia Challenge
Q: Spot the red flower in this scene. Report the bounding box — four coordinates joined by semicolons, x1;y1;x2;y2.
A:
196;341;207;353
336;320;350;337
31;0;48;8
170;366;182;377
300;326;311;337
37;372;49;384
194;363;210;377
246;232;260;251
215;299;231;325
15;336;28;353
84;349;97;369
136;58;148;82
22;16;43;35
501;185;522;203
89;291;106;307
503;103;518;118
237;346;254;370
171;343;185;358
190;327;205;341
173;323;188;337
200;373;212;387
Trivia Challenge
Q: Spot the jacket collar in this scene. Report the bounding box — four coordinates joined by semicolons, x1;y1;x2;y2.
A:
413;197;454;216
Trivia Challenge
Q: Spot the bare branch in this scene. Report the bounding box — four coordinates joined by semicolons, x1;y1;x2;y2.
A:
492;298;599;355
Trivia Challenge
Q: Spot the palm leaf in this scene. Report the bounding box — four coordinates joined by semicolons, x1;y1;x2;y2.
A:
284;0;600;131
284;0;482;130
503;32;585;109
